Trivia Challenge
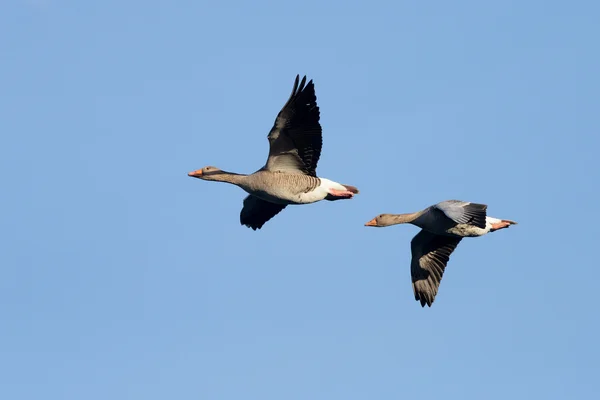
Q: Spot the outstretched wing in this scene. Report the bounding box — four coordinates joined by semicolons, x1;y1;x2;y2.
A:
264;75;322;177
410;230;462;307
434;200;488;229
240;195;287;230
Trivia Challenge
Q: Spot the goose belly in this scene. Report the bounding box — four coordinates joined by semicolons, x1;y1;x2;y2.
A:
246;188;299;205
447;224;490;237
241;174;339;205
447;217;499;237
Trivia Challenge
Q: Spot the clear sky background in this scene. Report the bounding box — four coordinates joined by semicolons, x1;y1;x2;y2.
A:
1;1;599;399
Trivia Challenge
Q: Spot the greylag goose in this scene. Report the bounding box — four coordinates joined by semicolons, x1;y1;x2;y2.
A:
365;200;517;307
188;75;359;230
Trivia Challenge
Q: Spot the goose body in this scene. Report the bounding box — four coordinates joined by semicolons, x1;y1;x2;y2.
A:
409;201;509;237
188;76;358;230
234;172;354;205
365;200;517;307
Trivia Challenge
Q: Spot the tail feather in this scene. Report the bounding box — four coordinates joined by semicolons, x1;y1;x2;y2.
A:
490;218;518;232
342;184;359;194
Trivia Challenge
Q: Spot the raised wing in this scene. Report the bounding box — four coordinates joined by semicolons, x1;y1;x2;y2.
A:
410;230;462;307
264;75;322;177
434;200;487;229
240;195;287;230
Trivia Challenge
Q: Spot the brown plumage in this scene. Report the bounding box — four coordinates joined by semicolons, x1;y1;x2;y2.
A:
188;75;359;230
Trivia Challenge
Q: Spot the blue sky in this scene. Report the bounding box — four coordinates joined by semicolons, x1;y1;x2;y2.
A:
1;1;599;399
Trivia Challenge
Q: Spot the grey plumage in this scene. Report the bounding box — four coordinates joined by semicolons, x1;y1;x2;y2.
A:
434;200;487;229
410;231;462;307
365;200;516;307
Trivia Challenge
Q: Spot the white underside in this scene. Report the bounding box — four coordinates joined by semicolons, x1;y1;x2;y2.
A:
447;216;501;237
297;178;347;204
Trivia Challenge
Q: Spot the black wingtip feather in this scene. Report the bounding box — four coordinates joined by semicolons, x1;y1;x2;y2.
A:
298;75;307;92
290;75;300;97
240;215;265;230
283;75;313;108
417;295;431;307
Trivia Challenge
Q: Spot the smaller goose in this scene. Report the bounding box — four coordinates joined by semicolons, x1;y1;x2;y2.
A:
188;75;359;230
365;200;517;307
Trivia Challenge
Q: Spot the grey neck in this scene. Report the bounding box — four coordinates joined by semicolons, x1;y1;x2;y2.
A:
209;171;248;186
383;211;425;226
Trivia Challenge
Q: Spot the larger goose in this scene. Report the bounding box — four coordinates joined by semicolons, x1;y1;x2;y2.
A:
188;75;358;230
365;200;517;307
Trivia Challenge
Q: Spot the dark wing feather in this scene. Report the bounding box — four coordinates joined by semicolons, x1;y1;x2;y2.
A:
240;195;287;231
264;75;322;177
434;200;488;229
410;230;463;307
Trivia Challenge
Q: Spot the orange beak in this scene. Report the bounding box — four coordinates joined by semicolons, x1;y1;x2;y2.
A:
188;169;203;178
364;218;377;227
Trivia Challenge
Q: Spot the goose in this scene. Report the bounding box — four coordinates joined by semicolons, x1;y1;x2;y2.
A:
188;75;359;230
365;200;517;307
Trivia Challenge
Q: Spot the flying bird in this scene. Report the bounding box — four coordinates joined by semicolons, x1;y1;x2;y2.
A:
188;75;359;230
365;200;516;307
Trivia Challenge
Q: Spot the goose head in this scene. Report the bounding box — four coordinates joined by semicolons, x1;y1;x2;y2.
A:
365;214;404;227
187;166;224;181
